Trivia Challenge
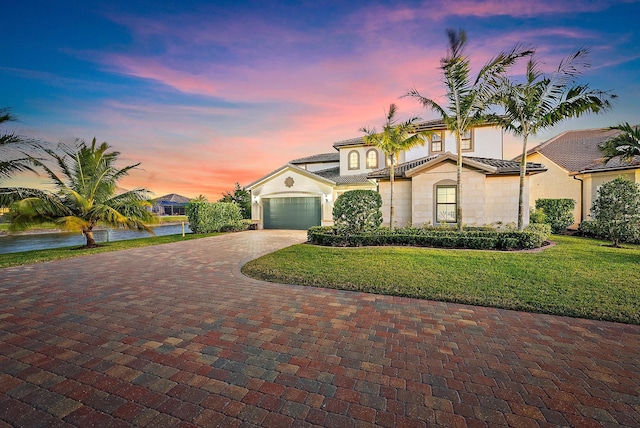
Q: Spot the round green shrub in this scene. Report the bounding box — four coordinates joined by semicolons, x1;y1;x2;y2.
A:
332;190;382;235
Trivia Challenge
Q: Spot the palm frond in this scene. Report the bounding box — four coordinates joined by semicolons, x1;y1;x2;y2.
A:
600;122;640;161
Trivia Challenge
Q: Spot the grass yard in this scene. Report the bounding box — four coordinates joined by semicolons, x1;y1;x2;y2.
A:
0;232;219;269
242;235;640;325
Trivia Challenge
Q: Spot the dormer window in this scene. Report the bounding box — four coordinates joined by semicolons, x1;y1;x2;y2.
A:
461;129;473;151
366;149;378;169
348;150;360;170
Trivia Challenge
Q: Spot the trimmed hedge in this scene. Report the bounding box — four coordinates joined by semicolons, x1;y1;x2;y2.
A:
186;201;248;233
307;223;551;250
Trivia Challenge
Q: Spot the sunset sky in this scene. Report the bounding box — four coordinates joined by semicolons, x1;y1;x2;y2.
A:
2;0;639;199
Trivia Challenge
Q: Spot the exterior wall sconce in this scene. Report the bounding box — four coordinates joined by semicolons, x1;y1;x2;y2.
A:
252;195;260;203
324;193;333;203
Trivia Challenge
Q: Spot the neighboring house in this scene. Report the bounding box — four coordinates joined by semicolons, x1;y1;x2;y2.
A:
152;193;191;216
247;118;547;229
525;127;640;228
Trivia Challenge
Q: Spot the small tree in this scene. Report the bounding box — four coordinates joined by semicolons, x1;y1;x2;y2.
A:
535;199;575;234
9;138;155;247
219;182;251;219
590;177;640;247
333;190;382;235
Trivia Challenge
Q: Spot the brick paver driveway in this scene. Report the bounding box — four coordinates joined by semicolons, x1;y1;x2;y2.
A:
1;230;639;427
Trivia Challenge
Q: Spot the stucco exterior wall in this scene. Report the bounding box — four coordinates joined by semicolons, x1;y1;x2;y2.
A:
378;180;412;227
410;162;523;226
582;170;637;220
405;125;504;161
527;152;581;227
411;162;491;226
484;175;524;226
302;161;340;172
249;168;334;229
339;147;388;176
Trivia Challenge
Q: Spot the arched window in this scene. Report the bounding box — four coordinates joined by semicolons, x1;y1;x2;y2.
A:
366;149;378;169
348;150;360;170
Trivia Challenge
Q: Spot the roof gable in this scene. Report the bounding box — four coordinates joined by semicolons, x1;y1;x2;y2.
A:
245;163;336;189
368;153;546;179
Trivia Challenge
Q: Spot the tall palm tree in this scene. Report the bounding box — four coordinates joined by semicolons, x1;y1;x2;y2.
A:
361;103;427;231
407;29;532;231
9;138;156;247
496;50;615;230
600;122;640;161
0;108;39;182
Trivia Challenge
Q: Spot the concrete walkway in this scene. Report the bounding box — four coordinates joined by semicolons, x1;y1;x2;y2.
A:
1;230;639;427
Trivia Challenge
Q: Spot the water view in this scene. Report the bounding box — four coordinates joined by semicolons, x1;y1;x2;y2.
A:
0;223;192;255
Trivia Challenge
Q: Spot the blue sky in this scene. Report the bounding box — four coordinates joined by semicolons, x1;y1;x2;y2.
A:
2;0;639;197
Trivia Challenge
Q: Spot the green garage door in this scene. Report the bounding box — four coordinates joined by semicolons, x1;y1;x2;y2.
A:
263;197;321;230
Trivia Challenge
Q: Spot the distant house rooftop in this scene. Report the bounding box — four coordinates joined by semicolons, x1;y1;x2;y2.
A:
152;193;191;215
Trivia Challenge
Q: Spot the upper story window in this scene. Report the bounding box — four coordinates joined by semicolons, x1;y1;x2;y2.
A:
461;129;473;151
429;131;444;153
366;149;378;169
348;150;360;170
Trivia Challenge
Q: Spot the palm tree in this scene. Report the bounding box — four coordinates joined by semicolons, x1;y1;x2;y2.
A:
9;138;156;247
361;103;427;231
0;108;40;182
600;122;640;161
192;194;208;202
496;50;615;230
407;29;532;231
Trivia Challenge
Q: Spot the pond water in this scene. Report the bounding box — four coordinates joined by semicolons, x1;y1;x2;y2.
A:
0;223;192;255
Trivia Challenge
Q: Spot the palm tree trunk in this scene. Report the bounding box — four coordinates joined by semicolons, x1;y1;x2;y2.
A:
517;135;529;231
456;132;463;232
389;154;395;232
83;228;97;247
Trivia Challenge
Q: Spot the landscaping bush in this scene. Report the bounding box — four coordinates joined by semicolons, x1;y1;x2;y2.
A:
186;201;247;233
307;224;550;250
332;190;382;235
535;198;575;233
588;177;640;247
529;207;547;224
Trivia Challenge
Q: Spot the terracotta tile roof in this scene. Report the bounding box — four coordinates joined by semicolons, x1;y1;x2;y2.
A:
290;152;339;164
368;154;546;179
525;128;621;172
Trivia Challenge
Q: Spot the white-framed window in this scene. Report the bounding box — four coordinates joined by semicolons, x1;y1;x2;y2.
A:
348;150;360;170
461;129;473;151
436;185;457;223
366;149;379;169
430;131;444;153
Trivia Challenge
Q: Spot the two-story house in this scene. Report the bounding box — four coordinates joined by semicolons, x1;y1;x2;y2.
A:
246;119;546;229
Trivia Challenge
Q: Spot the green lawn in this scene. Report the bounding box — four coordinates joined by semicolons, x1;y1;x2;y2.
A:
242;235;640;325
0;232;219;269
